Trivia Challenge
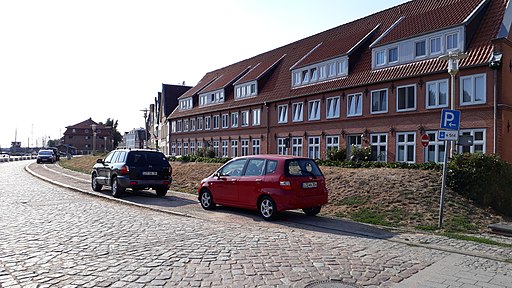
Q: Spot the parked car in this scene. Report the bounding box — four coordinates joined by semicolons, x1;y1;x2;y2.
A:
48;147;60;161
91;149;172;198
198;155;328;220
36;150;56;164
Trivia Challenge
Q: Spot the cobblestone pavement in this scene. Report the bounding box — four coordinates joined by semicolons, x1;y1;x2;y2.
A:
1;160;511;288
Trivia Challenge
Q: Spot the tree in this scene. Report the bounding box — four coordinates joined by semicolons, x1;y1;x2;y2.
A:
100;118;123;149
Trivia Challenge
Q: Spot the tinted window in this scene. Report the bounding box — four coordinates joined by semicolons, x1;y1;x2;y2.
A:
219;159;247;176
39;150;53;156
265;160;278;175
285;159;322;177
126;151;168;166
244;159;265;176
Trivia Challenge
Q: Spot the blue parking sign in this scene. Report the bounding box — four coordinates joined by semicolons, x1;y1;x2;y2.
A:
440;109;461;130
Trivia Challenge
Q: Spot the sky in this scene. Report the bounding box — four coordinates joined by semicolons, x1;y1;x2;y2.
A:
0;0;408;149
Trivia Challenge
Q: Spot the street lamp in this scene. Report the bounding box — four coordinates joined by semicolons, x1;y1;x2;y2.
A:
91;124;97;155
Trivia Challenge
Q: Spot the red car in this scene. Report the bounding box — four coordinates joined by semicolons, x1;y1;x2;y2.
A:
198;155;328;220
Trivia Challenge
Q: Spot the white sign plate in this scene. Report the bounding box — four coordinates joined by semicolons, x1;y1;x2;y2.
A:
438;130;459;141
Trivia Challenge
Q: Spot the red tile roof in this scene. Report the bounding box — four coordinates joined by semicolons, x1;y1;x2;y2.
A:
234;53;286;85
170;0;507;119
200;62;252;94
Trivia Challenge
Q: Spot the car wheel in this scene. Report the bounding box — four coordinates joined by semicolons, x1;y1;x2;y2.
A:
156;187;167;197
259;196;277;221
200;189;216;210
111;176;124;198
302;206;321;216
91;173;103;192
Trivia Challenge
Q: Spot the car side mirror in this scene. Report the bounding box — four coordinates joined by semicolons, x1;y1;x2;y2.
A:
96;159;104;164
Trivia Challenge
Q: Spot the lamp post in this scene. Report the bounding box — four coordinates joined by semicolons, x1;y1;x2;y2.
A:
91;124;97;155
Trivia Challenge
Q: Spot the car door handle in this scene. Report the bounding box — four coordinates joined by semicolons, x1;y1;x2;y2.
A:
255;179;262;182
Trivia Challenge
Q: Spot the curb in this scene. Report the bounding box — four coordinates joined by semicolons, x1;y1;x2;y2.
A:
24;163;193;219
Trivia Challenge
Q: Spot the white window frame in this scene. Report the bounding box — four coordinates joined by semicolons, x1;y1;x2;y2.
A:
396;132;416;163
221;140;228;158
376;50;385;66
460;74;486;106
430;36;442;55
292;137;303;156
370;133;387;162
278;105;288;124
241;111;249;127
213;115;220;130
277;138;289;155
396;84;416;112
171;121;176;133
347;93;362;117
292;102;304;122
308;136;321;159
231;140;238;158
446;32;458;51
252;139;260;155
326;96;340;119
326;136;339;152
204;116;211;130
177;120;182;132
370;89;388;114
426;79;449;109
197;117;203;131
241;139;249;156
190;118;196;131
213;140;219;157
221;114;229;129
231;112;239;128
388;47;398;63
424;131;445;163
308;99;321;121
415;40;426;58
252;109;261;126
458;129;486;154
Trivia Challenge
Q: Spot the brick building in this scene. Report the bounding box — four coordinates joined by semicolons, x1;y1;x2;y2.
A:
62;118;113;155
169;0;512;163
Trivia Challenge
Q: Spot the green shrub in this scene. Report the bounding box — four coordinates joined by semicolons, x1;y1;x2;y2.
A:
349;145;374;162
326;147;347;161
447;153;512;217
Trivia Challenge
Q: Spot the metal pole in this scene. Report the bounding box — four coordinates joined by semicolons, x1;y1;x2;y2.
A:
450;73;455;158
438;140;449;228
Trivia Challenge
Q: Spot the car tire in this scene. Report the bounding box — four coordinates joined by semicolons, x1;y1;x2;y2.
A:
156;187;167;197
111;176;124;198
259;196;278;221
91;173;103;192
302;206;321;216
200;189;216;210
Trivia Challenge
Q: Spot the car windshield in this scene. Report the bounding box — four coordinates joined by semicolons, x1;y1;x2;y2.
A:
285;159;323;177
126;151;168;166
38;151;53;156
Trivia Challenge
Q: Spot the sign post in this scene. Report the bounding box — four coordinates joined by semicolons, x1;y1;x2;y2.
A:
438;109;461;229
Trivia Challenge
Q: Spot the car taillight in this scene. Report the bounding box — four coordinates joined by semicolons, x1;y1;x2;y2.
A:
119;165;129;175
279;175;292;190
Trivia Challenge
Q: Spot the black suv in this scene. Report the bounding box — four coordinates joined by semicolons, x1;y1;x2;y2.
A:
91;149;172;198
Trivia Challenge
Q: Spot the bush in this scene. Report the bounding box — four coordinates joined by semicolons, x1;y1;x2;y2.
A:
326;147;347;161
447;153;512;217
350;145;374;162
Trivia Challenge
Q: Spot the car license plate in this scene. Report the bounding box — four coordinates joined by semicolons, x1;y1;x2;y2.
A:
142;171;158;176
302;181;317;188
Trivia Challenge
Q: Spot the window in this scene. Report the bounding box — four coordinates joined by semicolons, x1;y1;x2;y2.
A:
415;40;426;57
461;74;486;105
190;142;195;155
347;93;362;117
425;131;445;163
231;140;238;158
326;96;340;119
308;100;320;120
370;134;387;162
204;116;211;130
235;82;258;99
397;85;416;111
244;159;265;176
326;136;339;152
277;138;289;155
171;121;176;133
197;117;203;130
346;135;362;158
213;115;220;129
310;68;318;81
430;37;441;54
292;102;303;122
213;141;219;157
328;62;336;76
197;141;203;151
338;60;346;75
278;105;288;123
458;129;485;154
252;109;261;126
396;132;416;163
446;33;458;50
292;137;303;156
241;139;249;156
183;142;189;155
241;111;249;127
221;140;228;158
371;89;388;114
252;139;260;155
388;47;398;63
293;72;301;86
190;118;196;131
302;70;309;83
319;65;326;79
177;120;182;132
426;79;448;108
219;159;247;177
308;137;320;159
222;114;229;129
183;119;189;132
376;50;385;66
171;143;176;156
177;142;182;156
231;112;239;128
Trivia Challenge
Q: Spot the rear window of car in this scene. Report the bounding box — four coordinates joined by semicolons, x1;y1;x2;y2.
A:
126;151;169;166
38;150;53;156
285;159;323;177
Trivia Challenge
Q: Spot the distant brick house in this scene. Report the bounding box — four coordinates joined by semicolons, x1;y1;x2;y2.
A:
62;118;113;155
169;0;512;164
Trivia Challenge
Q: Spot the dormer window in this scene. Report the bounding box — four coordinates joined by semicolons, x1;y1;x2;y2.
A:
430;37;441;54
292;56;348;88
235;81;258;100
376;50;385;66
388;47;398;63
446;33;458;50
415;40;426;58
179;97;193;110
199;89;225;107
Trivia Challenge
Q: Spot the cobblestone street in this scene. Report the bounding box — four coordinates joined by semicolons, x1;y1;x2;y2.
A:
1;161;512;287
